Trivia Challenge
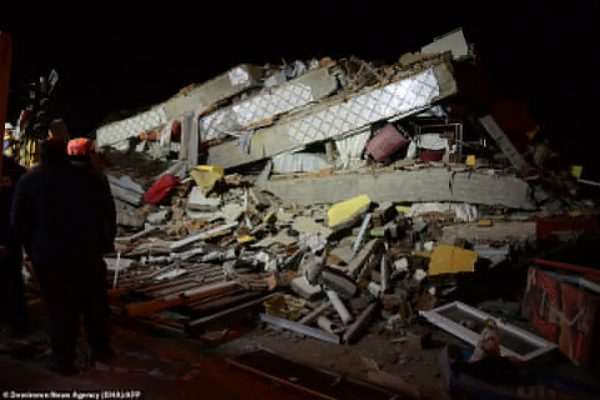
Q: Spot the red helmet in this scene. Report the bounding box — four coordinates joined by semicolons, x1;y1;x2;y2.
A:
67;138;92;156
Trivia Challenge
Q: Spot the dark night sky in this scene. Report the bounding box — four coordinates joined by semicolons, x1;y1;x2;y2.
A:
1;0;599;171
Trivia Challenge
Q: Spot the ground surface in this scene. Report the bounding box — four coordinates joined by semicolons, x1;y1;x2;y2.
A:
1;304;598;400
0;309;453;400
0;324;302;400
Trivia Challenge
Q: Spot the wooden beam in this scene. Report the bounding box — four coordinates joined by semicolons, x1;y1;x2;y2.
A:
123;281;238;317
186;292;280;333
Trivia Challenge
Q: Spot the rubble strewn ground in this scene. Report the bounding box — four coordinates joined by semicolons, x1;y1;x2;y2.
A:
4;28;600;398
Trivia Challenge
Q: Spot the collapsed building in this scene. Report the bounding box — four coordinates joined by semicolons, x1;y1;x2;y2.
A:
77;28;600;398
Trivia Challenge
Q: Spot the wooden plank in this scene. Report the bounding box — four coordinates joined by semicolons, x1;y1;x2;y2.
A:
188;290;261;312
123;281;238;317
343;303;378;344
348;239;384;278
185;292;280;332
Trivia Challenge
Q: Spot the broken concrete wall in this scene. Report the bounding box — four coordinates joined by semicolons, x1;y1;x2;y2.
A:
163;64;264;120
479;115;527;170
207;61;457;169
96;107;168;148
107;174;145;206
200;66;339;141
440;222;537;244
421;28;470;60
179;112;199;168
96;64;263;148
265;169;534;209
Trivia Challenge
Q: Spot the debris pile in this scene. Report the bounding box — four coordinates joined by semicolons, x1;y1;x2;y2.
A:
90;27;599;395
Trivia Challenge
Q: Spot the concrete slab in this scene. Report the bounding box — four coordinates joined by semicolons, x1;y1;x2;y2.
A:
163;64;263;120
200;66;339;141
96;107;168;148
96;64;263;148
208;61;457;169
479;115;528;171
265;169;535;209
441;222;537;244
107;175;145;206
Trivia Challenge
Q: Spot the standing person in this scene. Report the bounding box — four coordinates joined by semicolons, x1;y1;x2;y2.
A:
11;138;116;375
0;154;29;336
67;137;116;255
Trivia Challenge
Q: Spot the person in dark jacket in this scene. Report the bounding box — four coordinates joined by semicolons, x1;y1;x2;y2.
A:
67;137;116;249
11;138;116;375
0;155;29;336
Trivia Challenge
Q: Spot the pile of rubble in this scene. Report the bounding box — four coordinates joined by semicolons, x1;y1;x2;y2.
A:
93;28;599;393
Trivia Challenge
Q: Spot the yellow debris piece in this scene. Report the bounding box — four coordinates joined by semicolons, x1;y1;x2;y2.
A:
466;155;477;167
428;245;478;276
396;206;411;215
327;195;371;228
570;165;583;180
526;125;540;141
263;211;277;224
477;219;493;227
190;165;225;194
237;235;256;244
569;210;583;218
